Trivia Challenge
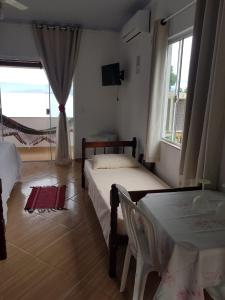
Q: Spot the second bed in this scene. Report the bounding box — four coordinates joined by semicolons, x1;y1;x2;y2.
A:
84;157;168;245
82;137;200;276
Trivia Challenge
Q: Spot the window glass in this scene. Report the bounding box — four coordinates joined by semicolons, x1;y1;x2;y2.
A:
0;65;74;161
0;67;49;117
0;66;73;118
162;36;193;145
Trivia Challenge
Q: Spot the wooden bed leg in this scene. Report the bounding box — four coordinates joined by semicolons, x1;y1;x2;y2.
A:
0;179;7;260
81;173;85;189
81;138;86;188
109;236;117;278
109;184;120;277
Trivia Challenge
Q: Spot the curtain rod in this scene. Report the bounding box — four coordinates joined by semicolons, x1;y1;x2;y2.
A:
161;0;196;25
34;23;79;31
0;19;80;28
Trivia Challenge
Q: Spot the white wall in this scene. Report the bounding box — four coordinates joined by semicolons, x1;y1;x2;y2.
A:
74;29;120;158
116;32;152;155
117;0;196;186
156;141;181;187
0;23;39;60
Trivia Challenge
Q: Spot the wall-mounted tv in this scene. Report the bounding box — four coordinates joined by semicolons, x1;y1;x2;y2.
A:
102;63;124;86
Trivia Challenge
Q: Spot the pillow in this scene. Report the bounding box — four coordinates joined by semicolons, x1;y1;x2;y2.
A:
92;154;139;169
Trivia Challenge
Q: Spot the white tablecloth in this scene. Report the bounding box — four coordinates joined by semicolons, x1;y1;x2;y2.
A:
139;190;225;300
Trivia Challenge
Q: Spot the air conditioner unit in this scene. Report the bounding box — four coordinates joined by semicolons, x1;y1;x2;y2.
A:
121;10;150;43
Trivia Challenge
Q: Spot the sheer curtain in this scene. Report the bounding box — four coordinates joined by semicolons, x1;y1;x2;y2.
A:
180;0;225;188
33;24;81;165
144;20;168;162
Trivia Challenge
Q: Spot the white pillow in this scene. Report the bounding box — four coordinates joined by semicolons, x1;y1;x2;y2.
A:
92;154;139;169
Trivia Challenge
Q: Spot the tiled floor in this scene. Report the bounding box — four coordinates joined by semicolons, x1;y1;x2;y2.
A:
17;146;74;162
17;147;56;161
0;161;212;300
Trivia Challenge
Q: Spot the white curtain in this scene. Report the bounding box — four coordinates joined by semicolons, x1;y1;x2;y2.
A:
145;20;168;162
33;25;81;165
180;0;225;188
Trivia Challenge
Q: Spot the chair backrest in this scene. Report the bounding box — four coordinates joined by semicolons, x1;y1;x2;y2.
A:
116;184;159;265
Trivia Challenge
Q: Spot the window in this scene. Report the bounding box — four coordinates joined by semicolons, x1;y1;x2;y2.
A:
0;66;73;118
0;65;74;160
162;35;193;145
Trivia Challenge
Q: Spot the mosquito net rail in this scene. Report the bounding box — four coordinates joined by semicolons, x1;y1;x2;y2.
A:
0;114;56;145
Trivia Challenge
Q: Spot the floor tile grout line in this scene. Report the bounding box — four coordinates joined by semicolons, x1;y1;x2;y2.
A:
62;256;108;299
11;228;75;259
7;242;52;266
4;263;63;300
34;228;102;266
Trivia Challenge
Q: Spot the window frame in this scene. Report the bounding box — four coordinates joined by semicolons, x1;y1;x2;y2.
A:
161;29;193;148
0;59;42;69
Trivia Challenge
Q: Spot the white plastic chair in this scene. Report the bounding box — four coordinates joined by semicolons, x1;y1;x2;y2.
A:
116;184;162;300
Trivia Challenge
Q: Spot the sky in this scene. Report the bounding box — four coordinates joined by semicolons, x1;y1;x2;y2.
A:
0;67;73;118
0;67;48;84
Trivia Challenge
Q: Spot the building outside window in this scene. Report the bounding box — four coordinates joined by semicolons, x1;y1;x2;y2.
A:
162;35;193;145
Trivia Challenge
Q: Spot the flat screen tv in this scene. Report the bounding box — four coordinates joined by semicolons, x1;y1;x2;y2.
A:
102;63;121;86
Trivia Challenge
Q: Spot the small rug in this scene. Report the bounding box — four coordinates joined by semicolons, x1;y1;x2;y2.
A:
25;185;66;213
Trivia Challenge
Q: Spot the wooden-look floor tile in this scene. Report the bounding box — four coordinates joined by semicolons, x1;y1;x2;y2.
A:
0;245;49;295
21;268;76;300
21;161;54;178
36;198;87;229
55;181;83;200
8;219;69;256
21;177;59;196
64;279;122;300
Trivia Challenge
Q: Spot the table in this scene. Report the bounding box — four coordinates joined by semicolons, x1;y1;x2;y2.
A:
139;190;225;300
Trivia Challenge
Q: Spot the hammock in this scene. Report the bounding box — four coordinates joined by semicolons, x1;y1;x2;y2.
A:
0;115;57;145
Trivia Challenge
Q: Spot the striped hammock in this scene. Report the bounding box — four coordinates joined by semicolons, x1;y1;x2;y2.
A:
0;115;56;145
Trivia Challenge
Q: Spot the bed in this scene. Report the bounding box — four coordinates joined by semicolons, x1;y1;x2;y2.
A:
82;137;201;277
0;141;21;260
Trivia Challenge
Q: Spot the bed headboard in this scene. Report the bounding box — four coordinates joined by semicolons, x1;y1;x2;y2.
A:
81;137;137;188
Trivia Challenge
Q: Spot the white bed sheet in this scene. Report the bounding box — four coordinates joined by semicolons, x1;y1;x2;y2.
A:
84;159;169;245
0;142;21;223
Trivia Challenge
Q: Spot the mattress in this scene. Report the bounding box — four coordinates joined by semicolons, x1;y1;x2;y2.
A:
84;159;169;245
0;142;21;223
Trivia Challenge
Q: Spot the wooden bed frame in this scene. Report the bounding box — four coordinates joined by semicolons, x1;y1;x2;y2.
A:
81;137;201;277
81;137;137;188
0;179;7;260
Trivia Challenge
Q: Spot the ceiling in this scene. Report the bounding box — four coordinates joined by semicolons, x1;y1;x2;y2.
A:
1;0;150;31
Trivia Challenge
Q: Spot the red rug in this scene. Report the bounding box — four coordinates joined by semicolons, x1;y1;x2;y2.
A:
25;185;66;213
